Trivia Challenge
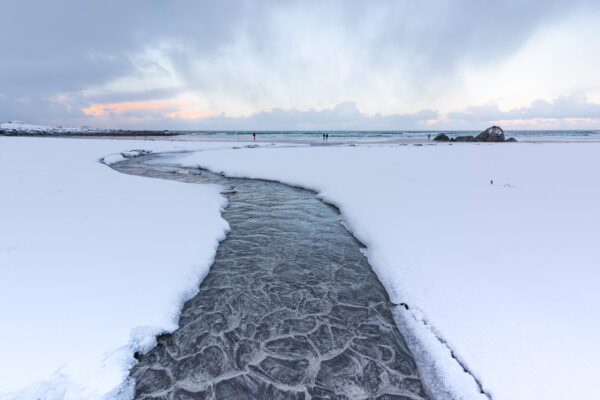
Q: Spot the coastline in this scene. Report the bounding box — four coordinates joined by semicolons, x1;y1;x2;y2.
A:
3;131;599;144
0;130;178;138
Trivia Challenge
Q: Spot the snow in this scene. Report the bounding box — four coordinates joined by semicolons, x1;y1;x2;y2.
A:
0;121;100;134
101;150;152;166
2;137;598;400
0;137;281;399
170;142;600;400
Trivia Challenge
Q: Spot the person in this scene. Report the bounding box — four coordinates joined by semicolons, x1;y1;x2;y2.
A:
490;179;494;185
326;133;329;141
428;134;431;140
323;133;325;141
253;133;256;141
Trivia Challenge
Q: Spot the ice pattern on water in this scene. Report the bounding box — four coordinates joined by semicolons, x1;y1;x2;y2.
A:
113;155;427;400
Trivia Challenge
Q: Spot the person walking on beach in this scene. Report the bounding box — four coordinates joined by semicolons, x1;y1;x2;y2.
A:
326;133;329;141
253;133;256;141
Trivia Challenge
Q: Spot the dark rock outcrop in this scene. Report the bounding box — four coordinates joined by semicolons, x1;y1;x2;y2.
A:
434;127;516;143
475;126;505;142
453;136;476;142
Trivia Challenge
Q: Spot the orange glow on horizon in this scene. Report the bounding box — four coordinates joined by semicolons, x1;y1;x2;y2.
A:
82;100;214;120
83;101;173;116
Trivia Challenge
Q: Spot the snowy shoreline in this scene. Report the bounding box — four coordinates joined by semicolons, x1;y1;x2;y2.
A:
0;121;170;136
3;122;600;143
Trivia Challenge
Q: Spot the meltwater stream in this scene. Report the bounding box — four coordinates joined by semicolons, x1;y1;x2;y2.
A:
112;153;427;400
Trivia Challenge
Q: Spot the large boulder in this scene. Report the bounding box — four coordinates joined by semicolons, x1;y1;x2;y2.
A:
476;126;505;142
453;135;476;142
433;133;450;142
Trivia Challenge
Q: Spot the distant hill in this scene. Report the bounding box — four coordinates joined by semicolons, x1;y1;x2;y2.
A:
0;121;176;136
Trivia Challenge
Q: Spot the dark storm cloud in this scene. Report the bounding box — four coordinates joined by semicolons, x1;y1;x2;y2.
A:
1;0;598;127
1;0;271;121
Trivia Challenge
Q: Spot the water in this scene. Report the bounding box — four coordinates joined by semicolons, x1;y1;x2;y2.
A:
112;154;427;400
175;130;600;143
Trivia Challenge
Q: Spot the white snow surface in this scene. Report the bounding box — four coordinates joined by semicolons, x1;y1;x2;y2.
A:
171;143;600;400
0;121;101;134
0;137;283;399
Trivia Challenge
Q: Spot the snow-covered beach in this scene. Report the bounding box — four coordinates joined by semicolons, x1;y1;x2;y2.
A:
170;142;600;400
1;136;599;400
0;138;259;399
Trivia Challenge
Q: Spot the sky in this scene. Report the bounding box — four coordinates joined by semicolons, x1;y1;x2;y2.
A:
1;0;600;130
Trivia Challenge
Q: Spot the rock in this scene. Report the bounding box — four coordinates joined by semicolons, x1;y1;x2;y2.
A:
433;133;450;141
476;126;505;142
505;137;517;142
453;135;476;142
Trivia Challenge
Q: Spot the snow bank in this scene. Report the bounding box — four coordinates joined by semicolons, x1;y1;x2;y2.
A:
172;143;600;400
0;121;100;134
0;138;266;399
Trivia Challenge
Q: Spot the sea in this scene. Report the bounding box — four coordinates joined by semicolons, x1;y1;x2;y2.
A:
178;130;600;143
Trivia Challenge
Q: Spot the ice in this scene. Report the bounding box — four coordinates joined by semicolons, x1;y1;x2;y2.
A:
101;153;127;165
172;142;600;400
101;150;153;166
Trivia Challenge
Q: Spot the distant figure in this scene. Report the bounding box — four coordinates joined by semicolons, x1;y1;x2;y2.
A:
490;179;494;185
253;133;256;141
323;134;325;141
326;133;329;141
428;134;431;140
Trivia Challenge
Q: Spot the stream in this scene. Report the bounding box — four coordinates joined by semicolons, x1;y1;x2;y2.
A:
111;153;427;400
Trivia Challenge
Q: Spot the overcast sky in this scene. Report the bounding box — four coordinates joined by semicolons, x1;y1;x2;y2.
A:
2;0;600;130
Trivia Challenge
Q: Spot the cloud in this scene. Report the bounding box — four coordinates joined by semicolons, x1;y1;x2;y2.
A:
195;102;439;130
82;101;174;116
167;110;215;119
79;101;437;130
1;1;599;127
447;94;600;127
77;96;599;130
